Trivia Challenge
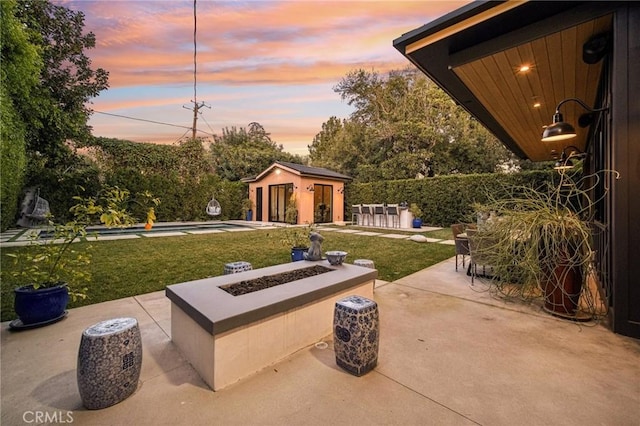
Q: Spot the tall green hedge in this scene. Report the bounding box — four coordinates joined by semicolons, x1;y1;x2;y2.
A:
346;170;554;227
24;165;246;225
107;169;245;222
0;88;27;231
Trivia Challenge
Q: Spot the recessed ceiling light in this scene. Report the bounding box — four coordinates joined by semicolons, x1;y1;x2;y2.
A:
533;102;541;108
519;65;531;73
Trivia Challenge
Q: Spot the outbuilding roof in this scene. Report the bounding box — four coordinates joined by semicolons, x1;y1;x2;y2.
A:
243;161;352;183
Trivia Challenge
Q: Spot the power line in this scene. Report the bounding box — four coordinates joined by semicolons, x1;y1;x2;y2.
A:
174;128;193;144
93;110;215;136
95;1;212;141
94;110;191;130
200;111;217;136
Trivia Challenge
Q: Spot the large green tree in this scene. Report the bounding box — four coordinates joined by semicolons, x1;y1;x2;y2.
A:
209;122;303;181
14;0;109;167
308;116;365;178
0;0;42;230
309;68;515;181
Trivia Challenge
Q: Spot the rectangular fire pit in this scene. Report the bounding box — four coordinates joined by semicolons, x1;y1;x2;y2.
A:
165;261;377;390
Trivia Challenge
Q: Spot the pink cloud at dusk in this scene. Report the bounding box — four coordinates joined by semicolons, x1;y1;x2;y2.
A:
58;0;470;155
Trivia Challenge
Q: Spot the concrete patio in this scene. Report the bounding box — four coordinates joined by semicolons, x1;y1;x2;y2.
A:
2;257;639;425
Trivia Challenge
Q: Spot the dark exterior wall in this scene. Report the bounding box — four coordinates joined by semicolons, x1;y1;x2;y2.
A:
611;3;640;338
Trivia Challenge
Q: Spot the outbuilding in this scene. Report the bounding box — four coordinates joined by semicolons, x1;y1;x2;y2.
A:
243;161;351;225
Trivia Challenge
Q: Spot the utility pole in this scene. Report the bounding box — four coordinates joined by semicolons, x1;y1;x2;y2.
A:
184;100;209;139
182;0;210;141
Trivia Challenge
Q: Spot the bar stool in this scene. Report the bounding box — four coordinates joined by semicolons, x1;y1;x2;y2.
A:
351;205;362;225
360;205;373;226
373;205;386;227
386;204;399;228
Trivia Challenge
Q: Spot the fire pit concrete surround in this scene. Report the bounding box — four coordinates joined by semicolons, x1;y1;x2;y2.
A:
166;261;377;390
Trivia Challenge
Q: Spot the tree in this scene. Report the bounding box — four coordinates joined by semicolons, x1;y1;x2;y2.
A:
14;0;109;168
0;0;42;230
210;123;304;181
312;68;515;181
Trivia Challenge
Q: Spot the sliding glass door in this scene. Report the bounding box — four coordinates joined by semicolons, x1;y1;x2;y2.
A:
313;184;333;223
269;183;293;222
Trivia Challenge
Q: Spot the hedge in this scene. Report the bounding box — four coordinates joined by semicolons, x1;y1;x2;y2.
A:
13;161;553;230
0;88;27;232
22;166;246;225
346;170;555;227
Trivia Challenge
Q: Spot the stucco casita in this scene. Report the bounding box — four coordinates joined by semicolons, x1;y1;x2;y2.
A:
243;162;351;225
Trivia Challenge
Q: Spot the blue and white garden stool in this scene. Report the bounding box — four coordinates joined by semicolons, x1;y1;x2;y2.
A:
224;261;253;275
333;295;379;376
353;259;375;269
77;317;142;409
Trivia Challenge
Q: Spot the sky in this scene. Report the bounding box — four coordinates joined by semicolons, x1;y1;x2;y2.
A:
58;0;470;156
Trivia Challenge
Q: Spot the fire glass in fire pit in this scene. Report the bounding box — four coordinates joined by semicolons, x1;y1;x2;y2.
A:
221;265;332;296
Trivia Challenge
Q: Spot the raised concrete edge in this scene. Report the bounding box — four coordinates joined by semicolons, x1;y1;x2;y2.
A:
166;261;377;335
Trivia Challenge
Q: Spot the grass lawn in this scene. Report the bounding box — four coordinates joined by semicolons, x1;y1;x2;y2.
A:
0;228;454;322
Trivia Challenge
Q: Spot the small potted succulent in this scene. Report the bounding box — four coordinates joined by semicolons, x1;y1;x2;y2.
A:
4;186;159;329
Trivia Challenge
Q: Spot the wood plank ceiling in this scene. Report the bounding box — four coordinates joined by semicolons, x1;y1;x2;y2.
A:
453;15;612;162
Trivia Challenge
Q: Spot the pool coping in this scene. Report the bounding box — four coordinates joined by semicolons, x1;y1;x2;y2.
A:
0;221;270;245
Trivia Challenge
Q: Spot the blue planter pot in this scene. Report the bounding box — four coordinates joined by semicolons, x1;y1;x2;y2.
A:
246;210;253;221
412;218;423;228
14;284;69;325
291;247;308;262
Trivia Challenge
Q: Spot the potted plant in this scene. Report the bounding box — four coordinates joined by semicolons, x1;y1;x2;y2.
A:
285;193;298;225
241;198;254;221
470;170;618;320
409;203;423;228
279;223;316;262
4;186;159;329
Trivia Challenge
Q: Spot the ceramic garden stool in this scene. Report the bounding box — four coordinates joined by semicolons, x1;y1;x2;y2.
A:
77;317;142;410
333;295;379;376
224;261;253;275
353;259;375;269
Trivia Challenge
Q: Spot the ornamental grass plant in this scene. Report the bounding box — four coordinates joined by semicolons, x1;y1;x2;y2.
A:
470;169;619;319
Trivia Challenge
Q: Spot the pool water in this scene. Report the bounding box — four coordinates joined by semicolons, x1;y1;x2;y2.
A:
38;222;251;239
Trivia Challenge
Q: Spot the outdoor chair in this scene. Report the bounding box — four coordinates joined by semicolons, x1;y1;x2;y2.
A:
466;228;495;284
206;196;222;216
18;188;50;228
451;223;465;238
351;205;362;225
360;205;373;226
386;204;400;228
451;223;470;271
373;205;387;227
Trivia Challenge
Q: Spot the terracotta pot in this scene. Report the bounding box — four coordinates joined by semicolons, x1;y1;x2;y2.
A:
542;263;582;316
